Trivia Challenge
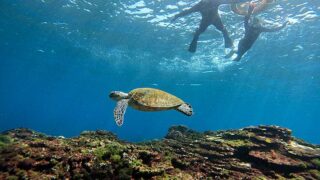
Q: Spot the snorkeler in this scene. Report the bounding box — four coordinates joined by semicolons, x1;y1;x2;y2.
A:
231;0;275;15
171;0;251;53
229;3;288;61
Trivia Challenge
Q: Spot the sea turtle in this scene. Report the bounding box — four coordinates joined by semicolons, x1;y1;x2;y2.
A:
109;88;193;126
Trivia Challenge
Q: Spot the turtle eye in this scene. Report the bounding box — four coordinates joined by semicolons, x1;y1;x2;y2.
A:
109;91;117;98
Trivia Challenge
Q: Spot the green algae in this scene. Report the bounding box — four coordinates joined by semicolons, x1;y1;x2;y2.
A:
163;151;174;162
0;135;12;143
93;142;124;161
289;173;305;180
105;143;125;156
110;154;121;163
93;147;108;160
93;147;108;161
275;174;286;180
7;176;19;180
235;130;255;138
253;176;267;180
298;162;308;169
224;139;255;147
309;169;320;179
0;135;12;149
129;159;143;168
311;158;320;168
221;168;230;176
264;137;272;143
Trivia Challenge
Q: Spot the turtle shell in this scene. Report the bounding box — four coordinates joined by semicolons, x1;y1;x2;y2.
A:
129;88;184;109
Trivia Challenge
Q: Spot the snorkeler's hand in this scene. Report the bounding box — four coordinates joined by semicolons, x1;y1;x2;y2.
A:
171;15;179;22
284;21;289;26
248;3;255;14
280;21;289;29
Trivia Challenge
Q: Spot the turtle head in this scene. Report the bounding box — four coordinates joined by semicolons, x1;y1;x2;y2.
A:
177;103;193;116
109;91;129;101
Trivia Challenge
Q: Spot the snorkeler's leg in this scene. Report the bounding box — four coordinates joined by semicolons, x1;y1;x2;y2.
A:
189;20;209;53
225;48;236;58
233;54;242;61
233;39;248;61
213;16;234;48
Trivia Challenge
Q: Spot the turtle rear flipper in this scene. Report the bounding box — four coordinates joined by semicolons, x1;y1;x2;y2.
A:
114;99;129;126
176;103;193;116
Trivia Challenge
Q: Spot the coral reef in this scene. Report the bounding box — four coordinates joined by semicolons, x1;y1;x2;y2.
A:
0;125;319;179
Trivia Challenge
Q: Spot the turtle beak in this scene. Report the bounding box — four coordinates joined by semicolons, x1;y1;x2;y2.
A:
109;91;118;101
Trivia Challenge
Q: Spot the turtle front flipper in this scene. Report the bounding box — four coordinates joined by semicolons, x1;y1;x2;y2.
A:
176;103;193;116
114;99;129;126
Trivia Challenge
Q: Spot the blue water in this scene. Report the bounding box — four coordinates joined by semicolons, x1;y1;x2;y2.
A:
0;0;319;144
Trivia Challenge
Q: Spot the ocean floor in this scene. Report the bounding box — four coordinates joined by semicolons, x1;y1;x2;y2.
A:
0;125;320;179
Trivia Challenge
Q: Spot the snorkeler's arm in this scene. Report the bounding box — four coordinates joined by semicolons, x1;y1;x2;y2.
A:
252;0;269;14
244;3;254;28
218;0;250;5
171;3;201;22
262;21;288;32
231;4;247;16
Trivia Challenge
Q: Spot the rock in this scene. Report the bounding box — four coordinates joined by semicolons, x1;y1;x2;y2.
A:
138;151;161;166
249;150;307;169
286;141;320;158
18;158;36;170
0;126;319;179
243;125;292;142
171;158;190;170
165;125;202;140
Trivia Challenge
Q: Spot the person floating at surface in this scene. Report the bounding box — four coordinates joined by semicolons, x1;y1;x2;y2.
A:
229;3;288;61
171;0;251;53
231;0;275;16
